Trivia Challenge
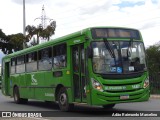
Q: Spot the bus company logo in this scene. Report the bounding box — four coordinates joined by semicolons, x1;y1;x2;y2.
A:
31;74;38;85
2;112;11;117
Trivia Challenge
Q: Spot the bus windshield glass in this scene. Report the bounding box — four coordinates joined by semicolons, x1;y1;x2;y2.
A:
92;41;146;74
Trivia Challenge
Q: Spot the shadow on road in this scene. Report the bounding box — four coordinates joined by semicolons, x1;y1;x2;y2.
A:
6;100;139;117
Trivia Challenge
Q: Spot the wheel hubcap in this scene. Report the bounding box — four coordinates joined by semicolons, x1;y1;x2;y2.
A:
60;93;67;105
14;93;17;101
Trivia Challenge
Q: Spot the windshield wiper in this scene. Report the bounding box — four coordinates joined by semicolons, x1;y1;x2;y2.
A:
103;38;115;58
129;38;133;48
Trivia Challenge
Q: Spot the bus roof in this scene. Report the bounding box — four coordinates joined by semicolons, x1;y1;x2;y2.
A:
3;27;90;59
2;26;140;59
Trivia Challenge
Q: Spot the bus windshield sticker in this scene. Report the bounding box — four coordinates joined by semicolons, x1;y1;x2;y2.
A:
129;66;134;71
110;67;116;72
117;67;122;73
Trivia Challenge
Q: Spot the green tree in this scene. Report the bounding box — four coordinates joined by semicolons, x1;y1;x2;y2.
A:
25;24;43;45
25;21;56;46
146;44;160;73
0;29;27;54
8;33;25;52
0;29;6;41
34;25;43;44
25;25;36;41
0;29;12;54
42;21;56;41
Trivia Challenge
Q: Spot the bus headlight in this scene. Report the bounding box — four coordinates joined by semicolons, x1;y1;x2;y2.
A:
91;78;103;92
143;78;149;88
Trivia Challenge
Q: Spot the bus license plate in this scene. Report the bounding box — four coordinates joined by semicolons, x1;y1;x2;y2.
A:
120;95;129;100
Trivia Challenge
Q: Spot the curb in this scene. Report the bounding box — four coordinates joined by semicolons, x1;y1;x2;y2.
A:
150;95;160;99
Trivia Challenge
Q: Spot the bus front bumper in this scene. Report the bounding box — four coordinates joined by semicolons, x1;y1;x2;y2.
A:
91;87;150;106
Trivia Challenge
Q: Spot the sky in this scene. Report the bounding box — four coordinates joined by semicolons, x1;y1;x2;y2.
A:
0;0;160;48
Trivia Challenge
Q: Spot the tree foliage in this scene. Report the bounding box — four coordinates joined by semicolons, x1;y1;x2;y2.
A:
146;44;160;73
0;29;6;40
0;29;25;54
0;20;56;54
25;21;56;46
8;33;26;51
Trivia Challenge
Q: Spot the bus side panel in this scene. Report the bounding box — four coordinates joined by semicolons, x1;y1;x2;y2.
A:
2;61;10;96
9;75;15;97
34;72;45;100
19;73;27;99
58;69;73;103
44;71;55;101
26;73;35;99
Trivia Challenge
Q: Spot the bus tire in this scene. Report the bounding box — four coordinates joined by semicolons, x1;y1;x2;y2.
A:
13;86;28;104
102;104;115;109
58;87;74;111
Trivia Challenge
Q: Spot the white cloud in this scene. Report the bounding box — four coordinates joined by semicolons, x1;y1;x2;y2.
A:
0;0;160;47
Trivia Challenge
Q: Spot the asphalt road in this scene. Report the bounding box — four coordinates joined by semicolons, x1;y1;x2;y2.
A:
0;90;159;120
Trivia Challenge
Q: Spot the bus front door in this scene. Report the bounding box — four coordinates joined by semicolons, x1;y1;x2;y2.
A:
72;44;87;103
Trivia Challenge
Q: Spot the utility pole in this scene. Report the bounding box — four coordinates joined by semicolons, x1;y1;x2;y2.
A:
34;5;55;43
35;5;53;29
23;0;26;49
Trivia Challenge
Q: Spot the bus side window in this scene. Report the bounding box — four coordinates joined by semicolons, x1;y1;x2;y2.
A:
26;52;37;72
16;55;25;73
53;44;67;69
38;47;52;71
11;58;16;74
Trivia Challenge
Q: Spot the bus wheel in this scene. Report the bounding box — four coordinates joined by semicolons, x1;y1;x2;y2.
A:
58;87;74;111
102;104;115;109
13;87;28;104
13;87;21;104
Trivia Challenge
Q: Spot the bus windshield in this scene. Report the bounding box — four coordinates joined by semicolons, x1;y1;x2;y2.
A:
92;41;147;74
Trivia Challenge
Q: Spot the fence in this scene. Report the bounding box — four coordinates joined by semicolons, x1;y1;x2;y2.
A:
149;72;160;94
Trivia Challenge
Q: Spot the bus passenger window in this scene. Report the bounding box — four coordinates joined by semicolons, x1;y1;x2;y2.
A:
16;55;25;73
26;52;37;72
38;47;52;70
53;44;67;69
11;58;16;74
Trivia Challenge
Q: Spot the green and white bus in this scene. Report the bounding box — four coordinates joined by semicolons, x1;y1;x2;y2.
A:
1;27;150;111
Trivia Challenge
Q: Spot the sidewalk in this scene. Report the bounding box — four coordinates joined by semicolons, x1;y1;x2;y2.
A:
150;94;160;99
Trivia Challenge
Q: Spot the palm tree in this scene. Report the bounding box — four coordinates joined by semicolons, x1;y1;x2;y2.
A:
25;21;56;45
41;21;56;41
25;24;43;45
25;25;36;41
34;24;43;44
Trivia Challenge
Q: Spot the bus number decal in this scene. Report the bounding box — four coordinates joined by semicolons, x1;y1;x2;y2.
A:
74;39;81;43
132;84;140;89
